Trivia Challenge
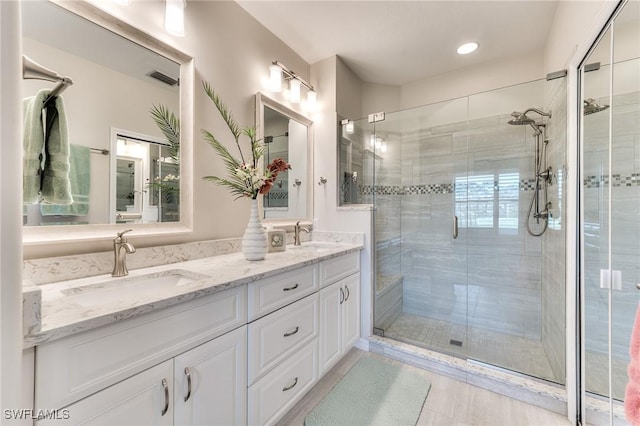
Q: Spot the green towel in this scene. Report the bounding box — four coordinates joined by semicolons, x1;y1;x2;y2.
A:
41;144;90;216
41;96;72;205
23;89;48;204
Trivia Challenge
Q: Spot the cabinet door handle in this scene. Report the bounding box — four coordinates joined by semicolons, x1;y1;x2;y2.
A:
339;287;345;304
161;378;169;416
344;285;350;301
283;283;299;292
282;377;298;392
184;367;192;402
284;326;299;337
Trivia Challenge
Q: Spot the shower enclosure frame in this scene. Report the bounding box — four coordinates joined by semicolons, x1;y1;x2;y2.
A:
350;73;566;386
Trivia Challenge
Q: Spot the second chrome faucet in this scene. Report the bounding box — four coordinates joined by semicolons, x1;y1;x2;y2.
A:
112;229;136;277
294;221;310;246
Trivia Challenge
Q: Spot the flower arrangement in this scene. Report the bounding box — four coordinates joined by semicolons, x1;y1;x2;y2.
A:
201;81;291;199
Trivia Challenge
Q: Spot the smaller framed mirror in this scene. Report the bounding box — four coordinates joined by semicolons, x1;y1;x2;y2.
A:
255;93;313;224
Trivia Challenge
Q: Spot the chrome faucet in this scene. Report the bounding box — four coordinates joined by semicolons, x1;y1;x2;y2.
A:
294;221;310;246
112;229;136;277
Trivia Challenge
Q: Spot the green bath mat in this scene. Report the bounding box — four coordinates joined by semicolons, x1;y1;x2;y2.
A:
304;356;431;426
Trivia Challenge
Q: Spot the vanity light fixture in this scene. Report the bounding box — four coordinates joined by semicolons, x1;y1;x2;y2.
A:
269;60;317;108
164;0;186;37
269;64;282;92
457;42;478;55
289;78;301;103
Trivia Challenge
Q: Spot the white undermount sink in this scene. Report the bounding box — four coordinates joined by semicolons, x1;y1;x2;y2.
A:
288;242;338;253
61;269;210;306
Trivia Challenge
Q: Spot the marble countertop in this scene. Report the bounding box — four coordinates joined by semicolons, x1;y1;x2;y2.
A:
24;241;363;348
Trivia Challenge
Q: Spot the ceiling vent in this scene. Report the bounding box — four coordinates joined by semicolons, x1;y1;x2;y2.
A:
148;70;179;86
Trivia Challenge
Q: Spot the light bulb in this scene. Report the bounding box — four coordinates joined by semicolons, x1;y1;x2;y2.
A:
290;79;301;103
269;65;282;92
306;90;316;109
165;0;185;37
457;42;478;55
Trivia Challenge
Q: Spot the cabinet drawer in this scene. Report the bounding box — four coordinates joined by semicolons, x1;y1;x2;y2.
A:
248;265;317;321
36;286;247;411
248;293;318;384
319;252;360;287
248;339;318;426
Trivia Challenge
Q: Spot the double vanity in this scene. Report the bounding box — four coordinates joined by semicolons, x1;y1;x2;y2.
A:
22;235;363;425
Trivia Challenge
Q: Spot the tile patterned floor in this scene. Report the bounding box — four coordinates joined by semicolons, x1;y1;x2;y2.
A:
383;312;562;383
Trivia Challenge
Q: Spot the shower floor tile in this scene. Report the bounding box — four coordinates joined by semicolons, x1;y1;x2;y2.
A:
384;312;562;383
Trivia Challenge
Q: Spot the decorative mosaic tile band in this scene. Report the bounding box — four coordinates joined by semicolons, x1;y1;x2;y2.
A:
520;179;537;191
584;173;640;188
265;191;288;200
359;179;537;196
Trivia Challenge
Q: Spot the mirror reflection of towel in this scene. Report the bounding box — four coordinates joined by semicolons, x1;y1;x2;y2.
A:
41;144;90;216
22;89;73;205
41;97;72;204
23;90;48;204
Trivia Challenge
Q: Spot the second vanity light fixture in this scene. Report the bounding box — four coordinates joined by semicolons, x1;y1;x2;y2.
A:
269;60;317;108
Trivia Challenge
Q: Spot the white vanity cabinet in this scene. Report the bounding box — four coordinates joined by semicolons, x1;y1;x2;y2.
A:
34;286;247;426
37;328;247;426
31;247;362;426
36;359;175;426
319;253;361;376
173;326;247;426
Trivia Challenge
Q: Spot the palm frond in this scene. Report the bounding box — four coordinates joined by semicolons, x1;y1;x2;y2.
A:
150;104;180;164
202;130;243;176
241;126;264;167
202;176;249;199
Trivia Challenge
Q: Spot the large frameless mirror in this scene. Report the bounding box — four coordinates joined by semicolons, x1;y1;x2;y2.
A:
255;92;313;223
21;0;193;244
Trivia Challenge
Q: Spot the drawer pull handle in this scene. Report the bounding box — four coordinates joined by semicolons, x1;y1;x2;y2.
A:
344;285;350;301
283;283;299;292
283;377;298;392
161;378;169;416
339;287;345;304
184;367;192;402
284;326;300;337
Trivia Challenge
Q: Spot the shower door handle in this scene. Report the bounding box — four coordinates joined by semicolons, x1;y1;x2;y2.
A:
453;215;459;239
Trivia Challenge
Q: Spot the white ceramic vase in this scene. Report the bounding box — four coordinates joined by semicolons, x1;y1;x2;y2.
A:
242;199;267;261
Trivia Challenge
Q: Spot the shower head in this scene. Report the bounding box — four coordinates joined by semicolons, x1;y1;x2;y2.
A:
507;108;551;135
583;98;609;115
507;111;536;126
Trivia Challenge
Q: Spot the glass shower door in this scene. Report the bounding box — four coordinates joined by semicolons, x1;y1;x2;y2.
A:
582;2;640;423
372;99;470;359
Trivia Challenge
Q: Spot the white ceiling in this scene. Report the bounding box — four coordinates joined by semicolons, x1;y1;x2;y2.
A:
236;1;559;86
